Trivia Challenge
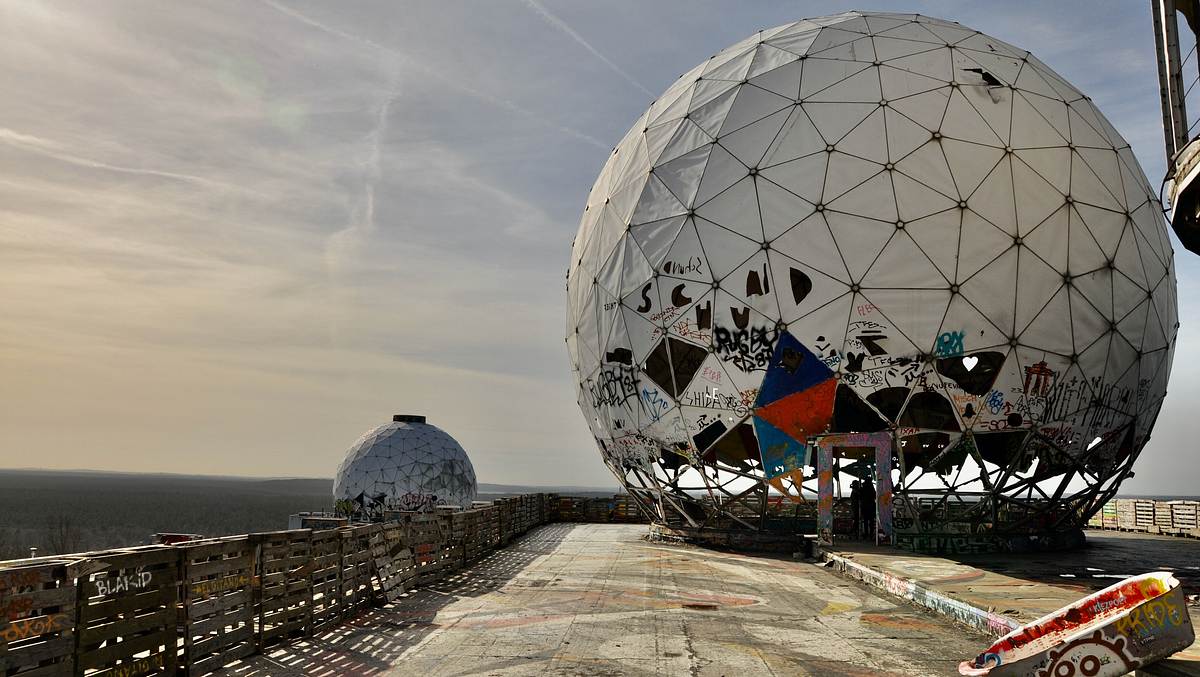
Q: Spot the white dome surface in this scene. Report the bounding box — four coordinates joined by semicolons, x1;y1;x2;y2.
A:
334;417;477;512
565;12;1177;526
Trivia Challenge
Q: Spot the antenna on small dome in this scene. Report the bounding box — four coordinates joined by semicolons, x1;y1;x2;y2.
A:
393;414;426;423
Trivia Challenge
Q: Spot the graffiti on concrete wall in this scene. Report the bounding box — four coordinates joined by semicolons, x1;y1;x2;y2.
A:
960;572;1194;676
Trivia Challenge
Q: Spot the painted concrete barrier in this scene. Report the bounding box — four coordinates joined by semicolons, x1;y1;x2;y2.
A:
818;548;1197;677
960;572;1195;677
817;547;1020;638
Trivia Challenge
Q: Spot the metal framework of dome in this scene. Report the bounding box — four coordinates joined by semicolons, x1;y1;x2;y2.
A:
565;12;1178;552
334;415;478;516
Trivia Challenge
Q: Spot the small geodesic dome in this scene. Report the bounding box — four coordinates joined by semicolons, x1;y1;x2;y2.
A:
334;415;478;514
565;11;1177;548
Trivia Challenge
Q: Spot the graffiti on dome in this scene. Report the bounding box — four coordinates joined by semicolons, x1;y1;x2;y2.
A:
565;11;1178;547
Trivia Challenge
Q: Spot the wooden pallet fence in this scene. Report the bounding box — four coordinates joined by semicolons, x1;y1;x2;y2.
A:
404;515;447;587
495;499;512;545
251;530;312;650
0;561;77;677
1153;500;1176;533
438;512;467;573
1171;500;1198;532
461;510;490;563
367;523;414;603
478;506;499;552
308;529;342;632
180;539;257;675
76;548;178;677
1137;499;1156;530
1101;500;1118;529
338;525;377;614
0;493;639;676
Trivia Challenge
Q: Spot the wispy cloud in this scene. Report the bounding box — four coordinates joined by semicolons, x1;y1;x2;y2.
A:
322;70;401;282
0;127;232;189
521;0;656;98
262;0;608;149
1;0;1195;494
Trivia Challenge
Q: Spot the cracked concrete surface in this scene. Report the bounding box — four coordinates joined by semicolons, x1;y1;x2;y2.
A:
232;524;983;676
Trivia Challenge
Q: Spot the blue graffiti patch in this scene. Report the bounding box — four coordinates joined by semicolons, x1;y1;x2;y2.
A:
754;331;834;408
752;415;810;479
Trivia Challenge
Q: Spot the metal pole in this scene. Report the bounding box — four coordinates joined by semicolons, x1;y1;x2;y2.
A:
1152;0;1190;163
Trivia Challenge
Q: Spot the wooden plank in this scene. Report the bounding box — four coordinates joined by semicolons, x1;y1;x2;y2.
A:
252;530;313;650
338;525;378;613
0;635;74;671
180;537;256;674
76;549;178;677
0;561;75;677
368;522;416;603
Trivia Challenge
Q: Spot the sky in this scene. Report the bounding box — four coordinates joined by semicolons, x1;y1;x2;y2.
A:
0;1;1197;493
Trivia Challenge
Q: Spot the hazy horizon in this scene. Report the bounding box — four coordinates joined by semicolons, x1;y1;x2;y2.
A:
2;1;1198;494
0;466;621;490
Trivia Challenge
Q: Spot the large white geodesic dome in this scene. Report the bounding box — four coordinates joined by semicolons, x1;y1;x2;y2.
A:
565;12;1177;545
334;416;477;513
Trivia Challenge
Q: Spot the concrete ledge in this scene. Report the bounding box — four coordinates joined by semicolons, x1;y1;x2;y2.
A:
648;523;802;552
817;546;1019;637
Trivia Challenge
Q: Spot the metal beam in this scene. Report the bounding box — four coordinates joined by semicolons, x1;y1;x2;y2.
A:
1153;0;1191;163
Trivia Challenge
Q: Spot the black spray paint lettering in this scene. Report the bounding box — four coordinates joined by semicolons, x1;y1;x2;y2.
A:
713;326;777;372
695;301;712;330
745;264;769;297
638;266;811;316
636;282;695;314
604;348;633;365
662;258;703;276
588;364;640;408
790;268;812;304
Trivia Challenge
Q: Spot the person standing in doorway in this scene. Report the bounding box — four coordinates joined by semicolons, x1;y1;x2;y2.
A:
861;476;877;541
849;479;862;539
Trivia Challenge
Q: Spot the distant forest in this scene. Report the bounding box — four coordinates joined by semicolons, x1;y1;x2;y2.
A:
0;471;333;559
0;470;618;559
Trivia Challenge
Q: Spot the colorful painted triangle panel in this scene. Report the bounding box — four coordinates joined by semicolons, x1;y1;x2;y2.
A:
754;377;837;444
752;415;810;479
753;331;834;408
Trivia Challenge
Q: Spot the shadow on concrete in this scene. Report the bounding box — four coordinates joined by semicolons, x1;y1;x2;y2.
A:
227;523;575;676
951;530;1200;597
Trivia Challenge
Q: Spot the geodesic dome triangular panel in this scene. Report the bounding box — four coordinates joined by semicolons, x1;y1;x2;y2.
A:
565;11;1178;544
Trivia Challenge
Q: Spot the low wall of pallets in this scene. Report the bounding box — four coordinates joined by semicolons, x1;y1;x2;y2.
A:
0;492;645;676
1087;498;1200;538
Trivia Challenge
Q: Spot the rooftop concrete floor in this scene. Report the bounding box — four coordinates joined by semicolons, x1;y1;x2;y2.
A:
233;524;985;676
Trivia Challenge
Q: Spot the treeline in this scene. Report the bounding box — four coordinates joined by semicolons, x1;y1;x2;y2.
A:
0;471;332;558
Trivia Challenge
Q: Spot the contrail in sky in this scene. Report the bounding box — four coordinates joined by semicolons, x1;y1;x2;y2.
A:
262;0;608;149
0;128;231;189
323;71;398;281
521;0;656;98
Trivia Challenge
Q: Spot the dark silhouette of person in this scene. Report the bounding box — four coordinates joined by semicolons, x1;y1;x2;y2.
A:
849;479;862;538
861;477;877;540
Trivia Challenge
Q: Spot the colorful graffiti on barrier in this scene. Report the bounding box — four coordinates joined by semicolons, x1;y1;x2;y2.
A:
0;612;70;641
959;572;1194;676
875;440;892;545
817;443;833;545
